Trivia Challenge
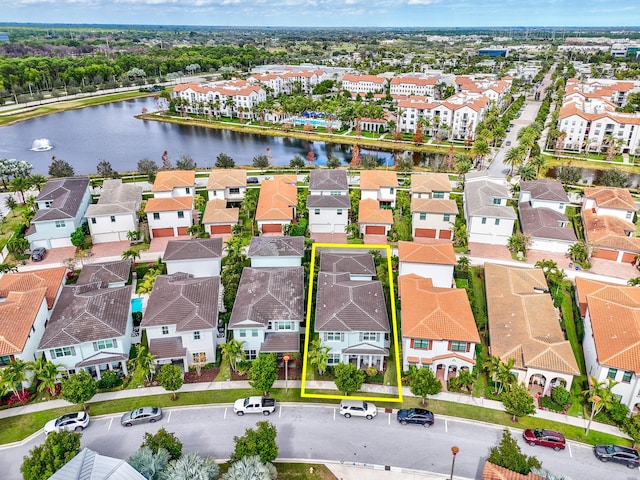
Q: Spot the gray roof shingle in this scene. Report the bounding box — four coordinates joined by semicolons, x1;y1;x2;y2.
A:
85;179;142;217
520;179;570;203
320;253;376;276
464;177;517;219
32;177;90;222
76;260;131;286
247;236;305;258
519;202;577;242
307;195;351;208
164;238;223;261
309;170;349;191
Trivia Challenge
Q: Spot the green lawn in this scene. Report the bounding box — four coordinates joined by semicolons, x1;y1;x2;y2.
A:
0;205;28;251
560;287;586;375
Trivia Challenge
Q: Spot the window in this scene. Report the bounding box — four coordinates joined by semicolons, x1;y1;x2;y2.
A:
239;330;247;338
419;212;426;221
327;354;341;365
331;191;341;196
229;188;240;194
251;329;258;337
443;214;450;222
492;198;501;205
0;355;12;366
93;339;116;350
193;331;201;340
91;218;96;224
44;201;53;208
54;220;66;228
50;346;76;358
451;341;467;352
192;352;207;364
314;208;320;215
153;212;160;220
177;211;184;219
326;332;341;341
481;218;487;224
608;368;618;379
433;192;445;199
623;371;633;383
413;339;430;350
337;209;343;215
390;188;395;194
110;215;116;223
276;321;293;331
362;332;379;341
185;187;191;194
245;349;257;361
627;211;634;219
495;219;500;226
162;326;169;335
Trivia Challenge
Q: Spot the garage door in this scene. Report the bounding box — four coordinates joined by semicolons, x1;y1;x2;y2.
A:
32;239;48;249
50;237;72;248
622;252;637;263
415;228;436;238
262;224;282;233
310;223;332;234
366;225;386;235
439;230;452;240
177;227;189;236
152;228;174;238
93;232;120;244
210;224;232;234
592;248;617;260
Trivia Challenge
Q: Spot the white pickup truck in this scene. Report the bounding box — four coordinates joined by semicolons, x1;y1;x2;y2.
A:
233;396;277;416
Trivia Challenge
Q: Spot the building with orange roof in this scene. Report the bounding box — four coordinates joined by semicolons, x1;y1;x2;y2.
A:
389;76;438;97
342;74;388;94
584;186;637;219
247;69;330;97
145;196;194;239
358;199;393;237
399;274;479;376
410;173;457;240
255;177;297;235
485;263;580;394
202;199;239;236
206;169;246;205
481;461;546;480
575;276;640;410
172;80;266;120
151;170;196;199
0;266;67;310
360;170;398;208
397;240;456;288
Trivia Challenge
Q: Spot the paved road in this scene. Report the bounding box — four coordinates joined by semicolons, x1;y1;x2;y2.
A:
0;404;635;480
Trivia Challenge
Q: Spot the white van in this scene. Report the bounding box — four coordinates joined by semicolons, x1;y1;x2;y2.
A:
339;400;377;419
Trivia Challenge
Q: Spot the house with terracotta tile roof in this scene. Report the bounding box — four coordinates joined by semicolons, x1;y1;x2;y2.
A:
389;76;438;97
464;172;516;246
582;186;640;263
360;170;398;209
411;173;452;199
86;179;142;244
0;266;66;311
576;277;640;410
164;238;223;279
247;69;329;97
315;268;390;370
145;196;195;239
409;173;458;239
26;177;91;249
481;461;545;480
397;240;456;289
399;274;479;377
358;199;393;236
142;273;222;372
341;74;389;94
485;263;580;394
307;170;350;234
206;169;246;205
228;267;304;360
172;80;266;120
202;198;239;236
151;170;196;199
518;179;577;253
255;176;297;235
38;281;134;379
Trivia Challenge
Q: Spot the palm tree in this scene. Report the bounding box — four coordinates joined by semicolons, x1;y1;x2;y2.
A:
628;277;640;287
220;339;246;373
122;249;141;262
503;147;526;176
528;155;547;177
193;195;206;211
568;241;589;265
483;355;501;385
583;376;618;435
9;176;29;204
222;456;277;480
0;358;29;396
517;163;537;181
224;97;236;119
457;369;476;394
162;452;219;480
27;174;47;192
128;346;156;382
307;337;331;375
128;446;170;480
4;196;17;217
471;138;491;169
495;358;517;395
28;356;64;398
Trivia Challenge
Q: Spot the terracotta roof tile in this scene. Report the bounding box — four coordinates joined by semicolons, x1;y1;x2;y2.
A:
206;169;246;190
0;266;67;309
398;240;456;265
410;173;452;193
583;208;640;252
411;198;458;214
151;170;195;192
202;201;239;224
255;178;297;221
0;288;47;355
584;186;637;211
358;199;393;225
481;461;546;480
145;196;193;213
360;171;398;190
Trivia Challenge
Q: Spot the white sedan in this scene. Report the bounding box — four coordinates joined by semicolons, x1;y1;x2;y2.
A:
43;412;90;434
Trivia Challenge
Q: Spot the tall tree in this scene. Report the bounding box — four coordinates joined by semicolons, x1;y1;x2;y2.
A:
96;160;118;178
487;429;541;475
333;362;366;396
21;431;81;480
583;376;618;435
220;339;246;373
409;367;442;405
248;353;278;395
49;158;75;177
27;174;46;192
502;383;536;421
307;337;330;375
215;153;235;168
60;370;97;410
0;358;29;396
176;155;196;170
157;363;183;400
138;158;159;175
28;356;63;398
9;176;29;204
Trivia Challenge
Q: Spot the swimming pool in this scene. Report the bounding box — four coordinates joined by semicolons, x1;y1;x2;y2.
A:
292;118;341;129
131;297;143;313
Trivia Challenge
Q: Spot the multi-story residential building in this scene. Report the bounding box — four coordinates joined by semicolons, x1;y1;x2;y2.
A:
247;236;305;268
485;263;580;394
247;69;329;97
320;253;376;281
463;172;516;246
399;274;480;377
202;199;239;236
142;273;222;372
229;267;304;360
341;74;389;94
86;179;142;244
397;240;456;289
307;170;350;234
172;80;267;120
410;173;457;240
518;179;577;254
360;170;398;208
145;170;196;239
76;260;131;288
358;199;393;237
26;177;91;249
151;170;196;199
389;76;438;97
255;176;297;235
206;169;246;206
164;238;223;278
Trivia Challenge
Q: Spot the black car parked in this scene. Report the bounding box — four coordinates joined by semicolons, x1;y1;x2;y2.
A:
247;177;259;184
31;247;47;261
594;444;640;468
396;408;434;427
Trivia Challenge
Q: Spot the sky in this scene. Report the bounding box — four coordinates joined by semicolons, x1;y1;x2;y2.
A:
3;0;640;28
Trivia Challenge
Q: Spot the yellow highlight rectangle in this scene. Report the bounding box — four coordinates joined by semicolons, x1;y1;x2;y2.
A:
301;243;403;403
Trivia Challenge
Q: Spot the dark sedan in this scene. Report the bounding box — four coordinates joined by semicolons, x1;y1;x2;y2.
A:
31;247;46;261
121;407;162;427
594;444;640;468
396;408;434;427
523;428;565;451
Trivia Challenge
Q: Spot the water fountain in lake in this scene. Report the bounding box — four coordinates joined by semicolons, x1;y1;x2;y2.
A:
30;138;53;152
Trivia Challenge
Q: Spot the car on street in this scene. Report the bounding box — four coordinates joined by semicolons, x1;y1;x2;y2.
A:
523;428;565;451
31;247;46;262
396;408;434;427
44;412;90;434
247;177;259;184
594;444;640;468
505;140;511;146
120;407;162;427
339;400;377;419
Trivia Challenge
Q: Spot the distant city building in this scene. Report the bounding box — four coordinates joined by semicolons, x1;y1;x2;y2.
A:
0;32;9;43
477;47;508;57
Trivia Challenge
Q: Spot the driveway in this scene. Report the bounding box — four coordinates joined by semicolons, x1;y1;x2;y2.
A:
90;241;131;261
310;233;348;244
148;235;191;254
363;234;388;245
20;246;76;270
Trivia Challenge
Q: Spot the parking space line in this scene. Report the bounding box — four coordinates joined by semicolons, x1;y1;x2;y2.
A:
333;409;336;421
167;411;172;424
108;418;113;430
388;412;391;425
568;443;572;458
445;419;448;433
224;407;227;419
279;407;282;418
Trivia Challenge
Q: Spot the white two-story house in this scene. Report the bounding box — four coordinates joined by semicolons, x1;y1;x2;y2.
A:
247;236;305;268
410;173;458;239
256;176;298;235
360;171;398;209
398;240;456;289
142;273;222;372
400;274;480;379
26;177;91;249
145;170;196;239
164;238;223;279
229;267;304;360
86;179;142;244
307;170;350;234
206;169;246;206
315;271;390;371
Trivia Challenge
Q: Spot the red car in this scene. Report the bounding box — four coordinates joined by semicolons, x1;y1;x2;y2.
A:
523;428;565;451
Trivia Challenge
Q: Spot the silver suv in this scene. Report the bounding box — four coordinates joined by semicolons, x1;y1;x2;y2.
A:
339;400;377;419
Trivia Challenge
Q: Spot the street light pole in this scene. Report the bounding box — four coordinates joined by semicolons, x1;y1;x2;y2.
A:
283;355;290;393
449;446;459;480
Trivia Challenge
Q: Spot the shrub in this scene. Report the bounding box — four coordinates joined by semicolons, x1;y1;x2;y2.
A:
96;370;122;390
365;366;378;377
539;395;564;412
7;390;30;405
550;386;572;408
